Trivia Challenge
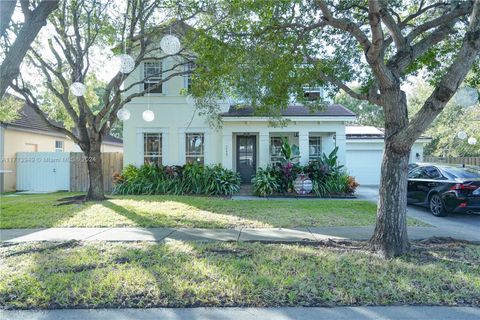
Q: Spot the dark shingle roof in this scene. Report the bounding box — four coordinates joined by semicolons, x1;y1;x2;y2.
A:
2;102;122;145
221;104;356;117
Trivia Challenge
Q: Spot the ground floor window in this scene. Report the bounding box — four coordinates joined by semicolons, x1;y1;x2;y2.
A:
144;133;162;165
186;133;204;165
270;136;283;165
309;136;322;161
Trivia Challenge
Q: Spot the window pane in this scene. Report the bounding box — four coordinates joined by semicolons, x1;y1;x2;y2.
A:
309;136;322;160
184;62;195;91
270;137;283;165
144;61;162;93
186;133;204;165
144;133;162;165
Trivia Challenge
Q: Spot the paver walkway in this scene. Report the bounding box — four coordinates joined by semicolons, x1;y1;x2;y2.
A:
2;306;480;320
2;225;479;243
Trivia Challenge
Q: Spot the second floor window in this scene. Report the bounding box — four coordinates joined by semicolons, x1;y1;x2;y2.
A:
184;62;195;91
186;133;204;165
144;61;163;93
303;87;323;101
144;133;162;166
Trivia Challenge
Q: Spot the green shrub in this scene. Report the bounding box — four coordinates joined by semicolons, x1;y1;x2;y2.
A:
113;163;240;196
251;167;281;196
312;173;350;196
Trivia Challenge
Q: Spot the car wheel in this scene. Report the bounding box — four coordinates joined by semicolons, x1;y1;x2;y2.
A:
429;194;448;217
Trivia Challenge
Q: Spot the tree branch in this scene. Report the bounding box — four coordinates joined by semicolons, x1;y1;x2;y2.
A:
0;0;59;97
396;0;480;146
10;82;80;144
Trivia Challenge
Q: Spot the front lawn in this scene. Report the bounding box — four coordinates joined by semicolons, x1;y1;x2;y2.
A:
0;193;425;229
0;240;478;309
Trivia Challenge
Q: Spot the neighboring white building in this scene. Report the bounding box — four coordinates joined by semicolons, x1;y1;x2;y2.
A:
122;56;429;185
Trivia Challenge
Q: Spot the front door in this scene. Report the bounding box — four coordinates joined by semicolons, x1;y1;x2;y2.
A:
236;135;256;183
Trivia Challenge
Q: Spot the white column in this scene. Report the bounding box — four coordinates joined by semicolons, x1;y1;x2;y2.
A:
204;131;212;165
258;131;270;168
335;128;346;166
222;133;233;169
177;131;186;165
298;131;309;165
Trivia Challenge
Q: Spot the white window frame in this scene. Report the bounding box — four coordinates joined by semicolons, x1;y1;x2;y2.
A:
270;136;283;165
178;128;210;165
136;128;169;166
55;140;64;152
143;61;163;93
309;136;322;161
184;62;195;91
303;86;323;101
143;132;163;165
185;133;205;165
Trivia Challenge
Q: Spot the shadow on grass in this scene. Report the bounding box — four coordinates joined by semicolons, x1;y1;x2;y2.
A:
2;240;479;310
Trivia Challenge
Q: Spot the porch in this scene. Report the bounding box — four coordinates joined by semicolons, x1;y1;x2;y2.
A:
221;126;347;183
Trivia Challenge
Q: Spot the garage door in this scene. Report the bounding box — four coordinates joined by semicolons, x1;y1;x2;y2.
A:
346;149;383;186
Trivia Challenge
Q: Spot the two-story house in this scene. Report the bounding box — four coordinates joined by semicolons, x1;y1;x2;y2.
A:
121;50;429;185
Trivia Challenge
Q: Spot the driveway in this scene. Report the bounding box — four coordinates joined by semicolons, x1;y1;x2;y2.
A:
357;186;480;241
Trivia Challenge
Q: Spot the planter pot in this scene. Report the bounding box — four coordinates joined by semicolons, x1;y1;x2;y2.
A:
293;173;313;195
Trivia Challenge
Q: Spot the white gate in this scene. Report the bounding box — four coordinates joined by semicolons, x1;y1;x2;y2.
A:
16;152;70;191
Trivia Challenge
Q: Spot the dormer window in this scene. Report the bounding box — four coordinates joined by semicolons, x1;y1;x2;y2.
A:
303;87;323;101
143;61;163;93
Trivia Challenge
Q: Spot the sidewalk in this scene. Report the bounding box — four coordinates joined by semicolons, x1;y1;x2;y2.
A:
2;225;479;243
2;307;479;320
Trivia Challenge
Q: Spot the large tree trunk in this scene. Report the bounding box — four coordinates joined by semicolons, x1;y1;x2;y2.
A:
370;143;411;257
85;143;106;201
370;88;412;258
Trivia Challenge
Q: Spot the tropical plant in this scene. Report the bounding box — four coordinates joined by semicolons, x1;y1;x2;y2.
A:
280;137;300;164
251;167;281;197
312;173;349;196
113;163;241;196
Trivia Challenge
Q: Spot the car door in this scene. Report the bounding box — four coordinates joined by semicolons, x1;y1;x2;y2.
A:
417;166;444;205
408;167;425;204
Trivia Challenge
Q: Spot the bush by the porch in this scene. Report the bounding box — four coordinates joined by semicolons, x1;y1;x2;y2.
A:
113;163;241;196
252;147;359;197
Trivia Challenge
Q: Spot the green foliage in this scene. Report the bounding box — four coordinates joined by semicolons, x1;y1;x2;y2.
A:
251;167;281;196
252;147;355;196
113;163;241;196
407;79;480;157
335;90;384;127
0;95;22;122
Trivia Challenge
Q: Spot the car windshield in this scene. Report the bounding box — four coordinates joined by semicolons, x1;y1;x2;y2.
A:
442;167;480;179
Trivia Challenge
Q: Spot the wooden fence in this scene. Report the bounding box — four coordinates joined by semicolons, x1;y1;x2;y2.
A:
423;156;480;166
70;152;123;192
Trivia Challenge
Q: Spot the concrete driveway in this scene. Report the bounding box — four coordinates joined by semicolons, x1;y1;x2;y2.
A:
357;186;480;241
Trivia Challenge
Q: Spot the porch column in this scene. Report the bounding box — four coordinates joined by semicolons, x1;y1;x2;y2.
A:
335;129;347;166
258;131;270;168
298;131;309;165
222;133;233;169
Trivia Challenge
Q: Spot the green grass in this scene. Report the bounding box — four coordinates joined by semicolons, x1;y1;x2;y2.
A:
0;240;478;309
0;193;425;229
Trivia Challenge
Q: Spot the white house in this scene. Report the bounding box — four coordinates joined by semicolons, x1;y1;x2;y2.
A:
122;56;429;185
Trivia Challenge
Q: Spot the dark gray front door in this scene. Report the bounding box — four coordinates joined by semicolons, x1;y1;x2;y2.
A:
236;135;256;183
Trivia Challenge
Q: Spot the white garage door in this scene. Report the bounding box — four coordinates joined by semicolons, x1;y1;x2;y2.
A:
346;149;383;186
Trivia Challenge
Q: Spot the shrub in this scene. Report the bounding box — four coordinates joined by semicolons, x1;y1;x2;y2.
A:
346;176;359;193
113;163;240;196
251;167;281;196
